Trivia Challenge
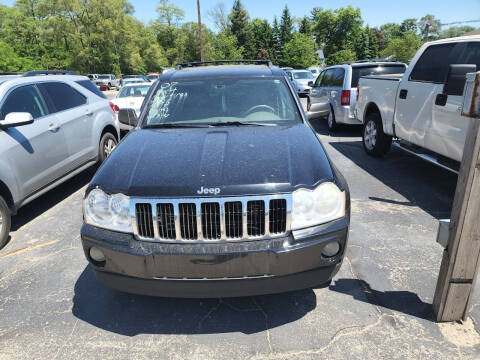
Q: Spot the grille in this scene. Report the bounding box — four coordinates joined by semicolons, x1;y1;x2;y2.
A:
201;203;221;239
157;203;176;239
179;203;197;239
269;199;287;234
247;201;265;236
134;196;289;242
225;202;242;238
136;203;154;238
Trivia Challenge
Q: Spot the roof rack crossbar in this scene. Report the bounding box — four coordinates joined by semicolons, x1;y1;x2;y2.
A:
175;59;273;70
339;58;394;65
23;70;79;77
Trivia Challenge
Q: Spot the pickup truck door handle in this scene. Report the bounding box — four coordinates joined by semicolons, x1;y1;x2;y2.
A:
399;89;408;99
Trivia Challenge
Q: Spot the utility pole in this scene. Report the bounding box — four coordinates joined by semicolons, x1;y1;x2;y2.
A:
433;71;480;322
197;0;204;62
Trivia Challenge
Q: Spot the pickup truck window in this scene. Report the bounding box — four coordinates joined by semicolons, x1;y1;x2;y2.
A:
143;78;302;126
460;42;480;68
410;43;457;83
351;65;406;87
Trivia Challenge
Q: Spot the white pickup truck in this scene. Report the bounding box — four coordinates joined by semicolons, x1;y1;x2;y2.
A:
356;35;480;172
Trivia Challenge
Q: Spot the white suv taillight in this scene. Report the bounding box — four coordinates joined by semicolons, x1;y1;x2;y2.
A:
341;90;351;106
109;102;119;114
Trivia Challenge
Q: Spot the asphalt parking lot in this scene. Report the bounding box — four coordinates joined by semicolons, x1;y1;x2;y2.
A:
1;97;480;359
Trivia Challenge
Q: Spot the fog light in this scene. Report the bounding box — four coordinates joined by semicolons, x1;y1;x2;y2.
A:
89;247;106;263
322;242;340;257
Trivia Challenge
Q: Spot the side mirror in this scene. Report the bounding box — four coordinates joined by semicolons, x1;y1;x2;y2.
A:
0;112;34;130
118;108;138;127
308;81;314;87
444;64;477;96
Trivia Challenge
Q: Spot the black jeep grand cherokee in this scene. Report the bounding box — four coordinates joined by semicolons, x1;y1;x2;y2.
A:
81;60;350;298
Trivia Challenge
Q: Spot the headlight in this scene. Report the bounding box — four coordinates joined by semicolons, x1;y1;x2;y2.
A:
291;182;345;230
83;188;132;233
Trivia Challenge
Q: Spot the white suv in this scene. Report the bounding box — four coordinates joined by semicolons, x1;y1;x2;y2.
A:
0;71;119;248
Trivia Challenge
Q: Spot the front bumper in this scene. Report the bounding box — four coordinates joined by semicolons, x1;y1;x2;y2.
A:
81;218;349;298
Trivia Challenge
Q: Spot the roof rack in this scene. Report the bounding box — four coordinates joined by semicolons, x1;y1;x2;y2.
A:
23;70;79;77
175;59;273;70
339;59;393;65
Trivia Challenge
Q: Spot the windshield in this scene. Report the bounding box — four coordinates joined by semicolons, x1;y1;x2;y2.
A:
142;77;301;127
351;65;406;87
117;85;151;98
293;72;314;80
98;75;109;79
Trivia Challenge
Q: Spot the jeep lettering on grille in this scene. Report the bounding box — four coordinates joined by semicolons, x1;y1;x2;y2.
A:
197;186;221;196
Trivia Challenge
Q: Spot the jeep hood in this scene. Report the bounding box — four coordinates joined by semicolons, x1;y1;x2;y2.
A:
90;124;335;197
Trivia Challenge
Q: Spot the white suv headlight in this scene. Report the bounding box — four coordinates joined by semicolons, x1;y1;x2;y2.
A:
83;188;132;233
292;182;346;230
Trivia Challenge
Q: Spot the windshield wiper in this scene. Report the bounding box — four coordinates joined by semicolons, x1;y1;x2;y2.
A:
208;121;276;127
143;123;211;129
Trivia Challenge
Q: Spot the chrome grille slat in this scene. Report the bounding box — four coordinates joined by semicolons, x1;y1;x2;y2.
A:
133;195;290;243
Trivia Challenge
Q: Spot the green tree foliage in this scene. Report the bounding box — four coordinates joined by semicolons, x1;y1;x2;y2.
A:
282;32;316;68
248;18;273;59
418;14;441;41
381;31;422;63
271;16;283;64
298;16;313;36
228;0;249;48
279;5;294;46
210;32;244;60
439;26;476;39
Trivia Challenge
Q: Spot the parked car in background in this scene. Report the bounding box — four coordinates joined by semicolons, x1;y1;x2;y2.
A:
284;69;315;96
146;73;160;81
88;74;99;81
307;66;323;77
111;82;152;132
0;71;120;249
356;36;480;172
308;61;407;131
95;74;119;90
81;60;350;298
119;75;149;87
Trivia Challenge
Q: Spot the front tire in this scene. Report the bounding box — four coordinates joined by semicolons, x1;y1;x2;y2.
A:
0;195;11;250
362;113;392;157
98;132;118;164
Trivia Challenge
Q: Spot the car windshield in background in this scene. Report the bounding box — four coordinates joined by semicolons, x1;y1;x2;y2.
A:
293;72;315;79
351;65;406;87
118;85;151;98
143;77;301;127
98;75;110;79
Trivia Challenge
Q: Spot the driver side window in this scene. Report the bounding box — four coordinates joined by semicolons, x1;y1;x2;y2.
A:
1;85;48;120
314;71;324;87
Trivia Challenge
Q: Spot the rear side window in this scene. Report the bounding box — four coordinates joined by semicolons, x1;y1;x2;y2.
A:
1;85;48;119
351;65;406;87
410;44;457;83
76;80;106;99
332;68;345;87
320;69;335;87
38;82;87;112
458;42;480;69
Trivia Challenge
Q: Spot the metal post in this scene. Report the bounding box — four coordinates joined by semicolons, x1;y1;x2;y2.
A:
433;71;480;322
197;0;204;62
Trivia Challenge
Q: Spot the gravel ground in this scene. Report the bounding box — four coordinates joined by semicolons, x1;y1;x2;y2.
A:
0;98;479;359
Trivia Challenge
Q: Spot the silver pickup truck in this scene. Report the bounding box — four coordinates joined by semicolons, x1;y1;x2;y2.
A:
356;35;480;172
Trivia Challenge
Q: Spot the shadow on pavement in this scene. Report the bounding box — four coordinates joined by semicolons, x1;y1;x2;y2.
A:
309;117;363;138
72;266;317;336
328;140;458;219
330;278;433;321
11;167;95;232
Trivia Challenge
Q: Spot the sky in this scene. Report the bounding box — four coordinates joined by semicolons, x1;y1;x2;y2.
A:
1;0;480;30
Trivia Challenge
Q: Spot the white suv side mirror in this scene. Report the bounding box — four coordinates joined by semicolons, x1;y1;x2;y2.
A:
0;112;34;130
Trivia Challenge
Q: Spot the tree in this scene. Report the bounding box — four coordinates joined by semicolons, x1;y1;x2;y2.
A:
299;16;313;36
283;32;316;68
272;16;283;64
228;0;249;48
248;18;273;60
156;0;184;27
400;18;418;33
381;31;422;62
440;26;476;39
210;31;244;60
356;26;379;60
279;5;293;46
418;14;441;41
207;2;228;33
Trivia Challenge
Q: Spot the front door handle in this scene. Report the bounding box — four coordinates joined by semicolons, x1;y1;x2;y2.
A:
48;122;60;132
399;89;408;99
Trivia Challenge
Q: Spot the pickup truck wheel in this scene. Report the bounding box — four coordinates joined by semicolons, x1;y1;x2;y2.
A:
0;196;11;250
98;133;118;163
362;113;392;157
327;109;337;131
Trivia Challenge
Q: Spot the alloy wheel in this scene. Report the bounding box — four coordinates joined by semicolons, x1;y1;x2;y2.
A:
104;139;116;158
364;120;377;151
328;112;333;128
0;212;3;233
